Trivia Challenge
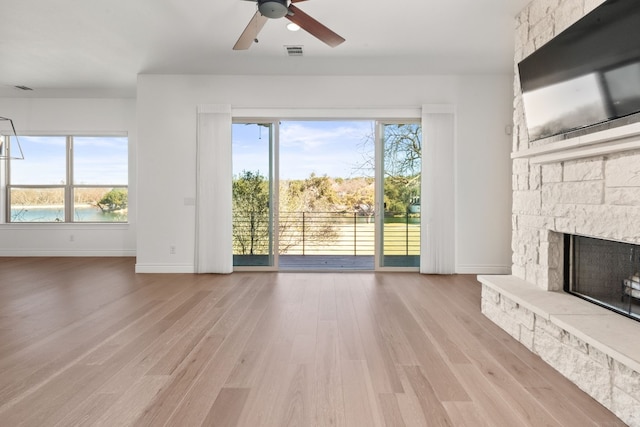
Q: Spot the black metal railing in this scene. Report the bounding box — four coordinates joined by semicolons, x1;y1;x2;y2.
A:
232;211;419;256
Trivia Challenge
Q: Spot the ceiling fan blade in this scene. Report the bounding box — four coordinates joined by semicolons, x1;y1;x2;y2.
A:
286;4;345;47
290;0;308;3
233;11;269;50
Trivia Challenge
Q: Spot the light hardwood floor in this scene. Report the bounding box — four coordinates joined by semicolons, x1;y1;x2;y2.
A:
0;257;626;426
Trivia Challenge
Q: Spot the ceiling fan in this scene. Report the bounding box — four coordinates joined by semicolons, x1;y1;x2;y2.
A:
233;0;345;50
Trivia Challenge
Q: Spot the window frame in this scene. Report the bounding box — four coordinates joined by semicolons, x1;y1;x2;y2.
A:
3;133;129;224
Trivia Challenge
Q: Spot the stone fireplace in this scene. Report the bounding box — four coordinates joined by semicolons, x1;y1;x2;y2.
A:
479;0;640;425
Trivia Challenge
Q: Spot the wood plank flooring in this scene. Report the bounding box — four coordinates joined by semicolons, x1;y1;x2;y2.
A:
0;257;626;426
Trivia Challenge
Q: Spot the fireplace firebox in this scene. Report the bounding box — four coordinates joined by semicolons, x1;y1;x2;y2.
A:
565;234;640;321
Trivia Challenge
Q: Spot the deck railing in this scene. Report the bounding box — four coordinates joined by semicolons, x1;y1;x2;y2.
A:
233;211;419;256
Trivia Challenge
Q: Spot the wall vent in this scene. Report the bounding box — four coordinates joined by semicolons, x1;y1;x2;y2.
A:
285;46;304;56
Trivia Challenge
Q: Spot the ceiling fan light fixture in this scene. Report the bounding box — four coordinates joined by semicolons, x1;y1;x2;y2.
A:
234;0;345;50
258;0;289;19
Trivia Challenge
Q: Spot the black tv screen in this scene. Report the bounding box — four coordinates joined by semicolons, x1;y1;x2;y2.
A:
518;0;640;141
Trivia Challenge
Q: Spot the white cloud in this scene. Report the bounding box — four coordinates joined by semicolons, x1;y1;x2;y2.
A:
233;121;375;180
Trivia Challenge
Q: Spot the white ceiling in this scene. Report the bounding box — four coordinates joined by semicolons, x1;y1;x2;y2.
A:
0;0;530;98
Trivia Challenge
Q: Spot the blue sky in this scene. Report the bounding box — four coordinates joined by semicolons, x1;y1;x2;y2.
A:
232;120;375;180
10;136;128;185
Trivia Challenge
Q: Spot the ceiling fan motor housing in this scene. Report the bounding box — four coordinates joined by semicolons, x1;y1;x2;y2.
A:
258;0;289;19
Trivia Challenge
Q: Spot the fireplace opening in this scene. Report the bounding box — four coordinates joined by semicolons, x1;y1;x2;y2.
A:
564;234;640;321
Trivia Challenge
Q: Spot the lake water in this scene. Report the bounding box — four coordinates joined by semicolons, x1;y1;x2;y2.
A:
10;206;127;223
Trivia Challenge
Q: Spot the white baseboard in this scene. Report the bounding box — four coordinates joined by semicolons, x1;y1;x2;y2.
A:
135;263;195;273
0;249;136;257
456;264;511;275
133;263;511;275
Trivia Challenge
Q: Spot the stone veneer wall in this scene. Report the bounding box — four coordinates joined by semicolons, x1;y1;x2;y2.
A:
512;0;640;291
513;151;640;290
481;0;640;425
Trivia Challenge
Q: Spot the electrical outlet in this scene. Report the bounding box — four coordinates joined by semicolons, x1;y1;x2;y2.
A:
169;245;176;255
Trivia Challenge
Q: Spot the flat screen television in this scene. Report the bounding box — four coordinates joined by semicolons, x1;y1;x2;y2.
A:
518;0;640;142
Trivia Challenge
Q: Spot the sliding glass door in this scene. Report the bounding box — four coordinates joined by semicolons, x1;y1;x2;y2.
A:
377;122;422;268
231;118;421;271
278;120;375;270
231;122;276;267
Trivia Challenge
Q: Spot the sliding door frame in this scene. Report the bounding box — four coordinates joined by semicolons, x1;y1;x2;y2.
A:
232;108;423;272
374;119;421;272
232;118;279;272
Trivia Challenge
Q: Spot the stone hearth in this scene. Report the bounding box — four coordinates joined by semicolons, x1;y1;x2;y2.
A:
480;275;640;426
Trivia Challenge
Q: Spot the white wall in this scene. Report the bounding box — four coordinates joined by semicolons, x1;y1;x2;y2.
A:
0;97;137;256
136;74;513;273
455;76;513;273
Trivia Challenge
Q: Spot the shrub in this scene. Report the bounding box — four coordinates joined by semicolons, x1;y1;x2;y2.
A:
97;188;127;212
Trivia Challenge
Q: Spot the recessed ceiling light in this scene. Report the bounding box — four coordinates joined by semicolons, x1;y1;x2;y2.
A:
286;23;300;32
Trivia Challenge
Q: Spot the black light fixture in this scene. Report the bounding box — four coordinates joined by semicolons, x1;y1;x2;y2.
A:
0;116;24;160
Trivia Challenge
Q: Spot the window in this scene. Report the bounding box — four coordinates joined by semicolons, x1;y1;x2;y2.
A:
4;135;128;223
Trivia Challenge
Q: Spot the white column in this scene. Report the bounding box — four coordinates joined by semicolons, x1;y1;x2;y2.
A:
421;106;456;274
195;105;233;273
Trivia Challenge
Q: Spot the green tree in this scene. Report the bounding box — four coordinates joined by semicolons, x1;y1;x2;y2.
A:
383;124;421;178
97;188;127;212
334;176;375;217
383;175;419;213
232;170;270;255
278;173;340;254
300;173;338;212
356;123;422;214
279;173;339;213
